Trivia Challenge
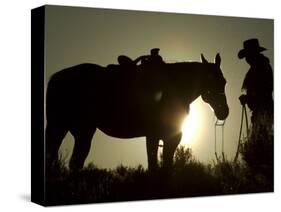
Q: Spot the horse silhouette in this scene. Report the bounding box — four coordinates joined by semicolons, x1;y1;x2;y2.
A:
46;53;229;171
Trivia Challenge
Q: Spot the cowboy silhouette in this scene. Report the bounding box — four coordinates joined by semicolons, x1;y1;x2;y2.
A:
238;38;273;128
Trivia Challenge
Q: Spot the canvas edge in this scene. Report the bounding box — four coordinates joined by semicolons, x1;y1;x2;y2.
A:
31;5;47;206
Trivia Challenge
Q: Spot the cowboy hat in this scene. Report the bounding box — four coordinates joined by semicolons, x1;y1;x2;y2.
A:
238;38;266;59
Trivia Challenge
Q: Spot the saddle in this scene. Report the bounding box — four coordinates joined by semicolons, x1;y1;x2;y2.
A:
106;55;136;72
118;55;135;66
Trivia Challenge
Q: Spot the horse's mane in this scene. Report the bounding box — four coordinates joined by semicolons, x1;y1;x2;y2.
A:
160;62;206;82
164;61;224;80
165;61;203;72
167;61;202;66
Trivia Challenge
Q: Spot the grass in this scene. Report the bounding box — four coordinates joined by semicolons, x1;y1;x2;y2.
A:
45;116;273;205
46;134;273;206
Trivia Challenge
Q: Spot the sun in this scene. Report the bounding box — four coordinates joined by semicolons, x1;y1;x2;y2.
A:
181;103;201;145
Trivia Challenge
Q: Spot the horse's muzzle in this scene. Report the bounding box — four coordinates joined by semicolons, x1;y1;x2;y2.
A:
215;105;229;120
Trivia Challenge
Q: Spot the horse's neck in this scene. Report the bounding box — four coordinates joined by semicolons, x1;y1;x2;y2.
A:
105;62;205;104
164;62;205;102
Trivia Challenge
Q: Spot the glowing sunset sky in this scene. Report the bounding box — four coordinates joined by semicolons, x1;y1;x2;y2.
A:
45;5;273;168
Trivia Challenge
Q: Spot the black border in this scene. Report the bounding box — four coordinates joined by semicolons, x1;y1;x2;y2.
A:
31;6;46;206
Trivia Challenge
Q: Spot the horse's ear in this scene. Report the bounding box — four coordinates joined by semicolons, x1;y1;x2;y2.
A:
215;53;221;67
201;54;208;64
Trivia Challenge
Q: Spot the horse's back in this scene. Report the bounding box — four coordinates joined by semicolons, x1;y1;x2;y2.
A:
48;63;104;85
46;63;140;128
46;63;105;125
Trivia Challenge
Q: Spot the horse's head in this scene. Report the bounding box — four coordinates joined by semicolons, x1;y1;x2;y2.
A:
200;53;229;120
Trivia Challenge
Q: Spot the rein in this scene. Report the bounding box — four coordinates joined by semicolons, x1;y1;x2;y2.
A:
214;118;226;162
234;105;249;163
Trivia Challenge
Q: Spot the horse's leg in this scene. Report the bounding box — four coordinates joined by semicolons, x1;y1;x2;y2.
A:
45;123;68;168
146;137;159;171
163;133;182;169
69;127;96;171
